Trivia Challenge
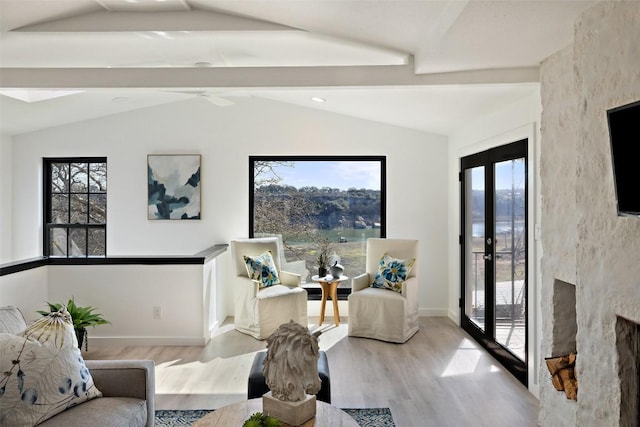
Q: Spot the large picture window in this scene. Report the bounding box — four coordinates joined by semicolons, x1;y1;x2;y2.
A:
44;157;107;257
249;156;386;291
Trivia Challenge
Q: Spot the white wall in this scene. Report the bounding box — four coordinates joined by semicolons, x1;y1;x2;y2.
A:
447;90;543;396
47;264;208;346
7;96;450;320
0;260;219;346
0;133;12;263
0;266;48;320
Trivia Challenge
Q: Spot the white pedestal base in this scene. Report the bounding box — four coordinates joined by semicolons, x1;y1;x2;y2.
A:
262;392;316;426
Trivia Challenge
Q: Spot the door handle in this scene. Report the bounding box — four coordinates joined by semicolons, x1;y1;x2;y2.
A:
483;254;492;261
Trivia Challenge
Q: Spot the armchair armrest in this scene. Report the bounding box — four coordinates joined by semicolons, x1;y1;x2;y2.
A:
279;270;302;287
401;276;419;304
235;275;261;298
282;259;308;280
86;359;155;427
352;272;371;292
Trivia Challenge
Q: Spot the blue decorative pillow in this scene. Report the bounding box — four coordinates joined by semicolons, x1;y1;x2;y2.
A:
243;250;280;287
371;253;415;293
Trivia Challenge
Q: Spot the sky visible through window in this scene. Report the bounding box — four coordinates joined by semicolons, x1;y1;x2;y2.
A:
271;161;381;190
472;158;525;190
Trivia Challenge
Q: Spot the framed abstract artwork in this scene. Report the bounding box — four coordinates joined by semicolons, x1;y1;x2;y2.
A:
148;154;201;220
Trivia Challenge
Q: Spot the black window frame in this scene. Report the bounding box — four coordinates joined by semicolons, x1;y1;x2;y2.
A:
43;157;107;258
249;155;386;298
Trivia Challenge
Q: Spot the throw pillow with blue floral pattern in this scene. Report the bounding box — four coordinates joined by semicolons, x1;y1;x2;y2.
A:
371;253;416;293
0;307;102;427
243;250;280;287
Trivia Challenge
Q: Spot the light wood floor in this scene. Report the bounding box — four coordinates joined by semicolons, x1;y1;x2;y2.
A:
84;316;539;427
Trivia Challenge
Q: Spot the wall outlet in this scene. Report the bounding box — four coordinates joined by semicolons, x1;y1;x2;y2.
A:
153;306;162;320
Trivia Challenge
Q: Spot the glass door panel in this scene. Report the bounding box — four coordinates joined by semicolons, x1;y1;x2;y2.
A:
460;139;528;385
464;166;485;331
494;159;526;360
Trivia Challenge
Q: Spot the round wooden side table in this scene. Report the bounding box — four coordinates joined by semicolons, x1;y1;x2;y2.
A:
311;274;348;326
192;398;359;427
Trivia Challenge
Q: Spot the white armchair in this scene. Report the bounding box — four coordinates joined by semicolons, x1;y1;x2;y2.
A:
230;237;308;340
348;238;419;343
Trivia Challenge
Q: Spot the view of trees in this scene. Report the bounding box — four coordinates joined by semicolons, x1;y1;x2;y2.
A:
254;184;381;233
252;159;383;282
47;160;107;257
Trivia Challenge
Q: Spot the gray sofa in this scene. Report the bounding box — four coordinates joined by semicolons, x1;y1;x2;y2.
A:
0;306;155;427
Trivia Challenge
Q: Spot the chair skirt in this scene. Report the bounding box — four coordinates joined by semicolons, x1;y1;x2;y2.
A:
348;287;418;343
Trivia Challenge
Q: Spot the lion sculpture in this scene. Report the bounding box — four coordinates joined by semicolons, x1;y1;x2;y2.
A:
263;320;322;402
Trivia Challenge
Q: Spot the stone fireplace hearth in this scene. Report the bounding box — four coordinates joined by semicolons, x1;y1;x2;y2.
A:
551;280;577;358
539;2;640;425
544;280;578;401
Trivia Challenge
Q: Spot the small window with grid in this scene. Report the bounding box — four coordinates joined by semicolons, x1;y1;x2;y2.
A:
44;158;107;257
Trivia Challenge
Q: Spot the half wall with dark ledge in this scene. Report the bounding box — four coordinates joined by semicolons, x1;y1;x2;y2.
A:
0;244;228;347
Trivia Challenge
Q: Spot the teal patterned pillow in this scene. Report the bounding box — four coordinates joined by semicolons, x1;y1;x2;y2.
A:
243;250;280;287
371;253;416;293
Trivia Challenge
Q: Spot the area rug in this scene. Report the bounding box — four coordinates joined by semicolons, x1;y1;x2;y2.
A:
155;407;395;426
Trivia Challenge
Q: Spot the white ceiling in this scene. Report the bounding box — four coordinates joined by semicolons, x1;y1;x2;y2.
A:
0;0;600;136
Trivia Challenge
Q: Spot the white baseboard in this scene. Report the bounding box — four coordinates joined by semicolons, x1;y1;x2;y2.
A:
448;309;460;325
86;321;224;347
418;308;449;317
208;320;220;340
86;336;208;347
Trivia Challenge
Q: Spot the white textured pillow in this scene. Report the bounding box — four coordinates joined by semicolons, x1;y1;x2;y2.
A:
0;308;102;426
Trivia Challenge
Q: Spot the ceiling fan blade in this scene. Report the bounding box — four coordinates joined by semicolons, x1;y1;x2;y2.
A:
160;90;235;106
201;93;235;106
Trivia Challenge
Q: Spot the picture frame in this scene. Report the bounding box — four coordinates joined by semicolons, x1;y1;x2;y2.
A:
147;154;201;220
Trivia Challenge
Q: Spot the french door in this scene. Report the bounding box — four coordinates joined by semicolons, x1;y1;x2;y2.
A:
460;139;528;385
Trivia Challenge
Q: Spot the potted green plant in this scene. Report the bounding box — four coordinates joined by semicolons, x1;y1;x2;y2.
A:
317;250;329;277
314;235;333;277
243;412;280;427
37;297;111;351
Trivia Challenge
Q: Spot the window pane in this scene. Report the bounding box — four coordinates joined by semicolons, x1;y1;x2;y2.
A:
50;228;67;256
51;194;69;223
89;162;107;192
464;166;486;331
70;163;88;193
88;228;106;256
51;163;69;193
70;194;88;223
45;158;107;258
89;194;106;223
494;158;526;361
252;158;384;283
69;228;87;257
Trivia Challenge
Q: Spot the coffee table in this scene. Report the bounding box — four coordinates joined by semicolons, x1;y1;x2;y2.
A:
192;398;359;427
311;274;348;326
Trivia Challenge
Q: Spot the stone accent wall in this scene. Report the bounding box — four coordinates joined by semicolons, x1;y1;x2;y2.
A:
539;2;640;426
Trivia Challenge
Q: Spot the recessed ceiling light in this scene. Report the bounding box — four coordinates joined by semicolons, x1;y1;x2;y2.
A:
311;97;326;103
152;31;173;40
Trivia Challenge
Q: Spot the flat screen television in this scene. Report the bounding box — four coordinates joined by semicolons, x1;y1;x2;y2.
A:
607;99;640;217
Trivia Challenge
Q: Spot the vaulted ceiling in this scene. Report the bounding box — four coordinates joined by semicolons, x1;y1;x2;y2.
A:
0;0;600;136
